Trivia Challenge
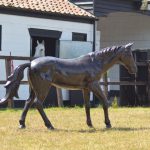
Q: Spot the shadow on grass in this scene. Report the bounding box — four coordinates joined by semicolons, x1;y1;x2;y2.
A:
101;127;150;132
51;128;97;133
17;127;97;133
52;126;150;133
17;126;150;134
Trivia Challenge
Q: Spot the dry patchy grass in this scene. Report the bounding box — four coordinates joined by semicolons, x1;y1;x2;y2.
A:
0;107;150;150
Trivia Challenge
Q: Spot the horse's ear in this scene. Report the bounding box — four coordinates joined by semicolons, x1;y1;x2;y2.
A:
42;40;45;45
37;40;40;45
125;43;134;49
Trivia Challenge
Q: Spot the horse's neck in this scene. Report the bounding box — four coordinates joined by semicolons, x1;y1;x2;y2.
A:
34;51;38;57
96;51;120;74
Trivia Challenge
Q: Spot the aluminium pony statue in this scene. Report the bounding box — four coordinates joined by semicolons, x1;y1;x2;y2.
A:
0;43;137;129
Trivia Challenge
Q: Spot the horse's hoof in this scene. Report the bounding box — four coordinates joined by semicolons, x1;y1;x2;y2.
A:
19;125;26;129
47;126;55;130
88;123;93;128
106;124;112;129
87;121;93;128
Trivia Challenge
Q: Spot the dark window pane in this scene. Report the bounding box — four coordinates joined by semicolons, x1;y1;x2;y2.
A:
72;32;87;41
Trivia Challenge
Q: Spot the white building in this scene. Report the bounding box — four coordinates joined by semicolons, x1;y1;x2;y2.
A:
0;0;96;106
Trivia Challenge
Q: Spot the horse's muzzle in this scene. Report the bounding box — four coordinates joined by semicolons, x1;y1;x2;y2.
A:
128;66;137;74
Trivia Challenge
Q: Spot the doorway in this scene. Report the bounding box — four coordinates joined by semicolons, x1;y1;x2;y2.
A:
31;36;58;106
29;28;62;107
31;37;56;57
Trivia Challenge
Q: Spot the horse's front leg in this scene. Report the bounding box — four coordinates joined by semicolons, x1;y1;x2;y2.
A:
19;89;35;129
82;89;93;127
89;81;111;128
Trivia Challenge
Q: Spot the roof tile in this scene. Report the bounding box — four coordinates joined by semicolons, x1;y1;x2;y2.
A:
0;0;95;19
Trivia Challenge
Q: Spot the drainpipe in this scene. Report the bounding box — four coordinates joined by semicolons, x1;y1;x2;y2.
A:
93;20;96;52
93;0;96;52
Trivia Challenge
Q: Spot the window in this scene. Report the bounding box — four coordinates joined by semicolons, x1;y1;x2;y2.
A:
72;32;87;41
0;25;1;51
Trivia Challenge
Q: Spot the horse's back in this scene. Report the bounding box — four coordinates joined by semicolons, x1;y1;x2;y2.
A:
31;56;56;69
31;55;91;69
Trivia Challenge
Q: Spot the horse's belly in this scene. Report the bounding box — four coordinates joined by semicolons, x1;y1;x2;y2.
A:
52;75;86;90
52;83;83;90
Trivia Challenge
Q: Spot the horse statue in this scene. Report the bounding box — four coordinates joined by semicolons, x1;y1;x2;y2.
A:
33;40;45;57
0;43;137;130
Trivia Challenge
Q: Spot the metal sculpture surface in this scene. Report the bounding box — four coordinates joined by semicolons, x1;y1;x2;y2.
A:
0;43;137;129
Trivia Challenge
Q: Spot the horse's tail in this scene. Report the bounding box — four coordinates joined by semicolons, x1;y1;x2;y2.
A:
0;63;31;104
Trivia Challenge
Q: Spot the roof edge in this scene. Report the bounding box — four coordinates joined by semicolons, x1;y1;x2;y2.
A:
0;6;98;23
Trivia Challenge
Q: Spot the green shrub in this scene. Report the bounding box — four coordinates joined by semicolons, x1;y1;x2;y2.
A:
112;96;118;108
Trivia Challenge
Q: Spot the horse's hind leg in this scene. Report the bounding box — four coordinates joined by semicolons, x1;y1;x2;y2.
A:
34;97;54;130
82;89;93;127
29;69;54;129
19;89;35;129
89;81;111;128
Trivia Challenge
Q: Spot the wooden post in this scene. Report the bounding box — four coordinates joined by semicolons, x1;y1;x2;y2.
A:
103;72;108;99
5;57;14;108
134;52;137;106
56;88;63;107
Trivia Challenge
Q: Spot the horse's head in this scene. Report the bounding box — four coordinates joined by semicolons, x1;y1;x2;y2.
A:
119;43;137;74
34;40;45;57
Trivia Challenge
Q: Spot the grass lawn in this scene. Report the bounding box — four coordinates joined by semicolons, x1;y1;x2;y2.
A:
0;107;150;150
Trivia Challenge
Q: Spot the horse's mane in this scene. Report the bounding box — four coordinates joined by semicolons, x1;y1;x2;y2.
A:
88;45;123;61
96;45;122;56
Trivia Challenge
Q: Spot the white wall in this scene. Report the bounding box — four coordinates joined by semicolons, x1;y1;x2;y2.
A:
59;41;93;58
0;13;93;100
